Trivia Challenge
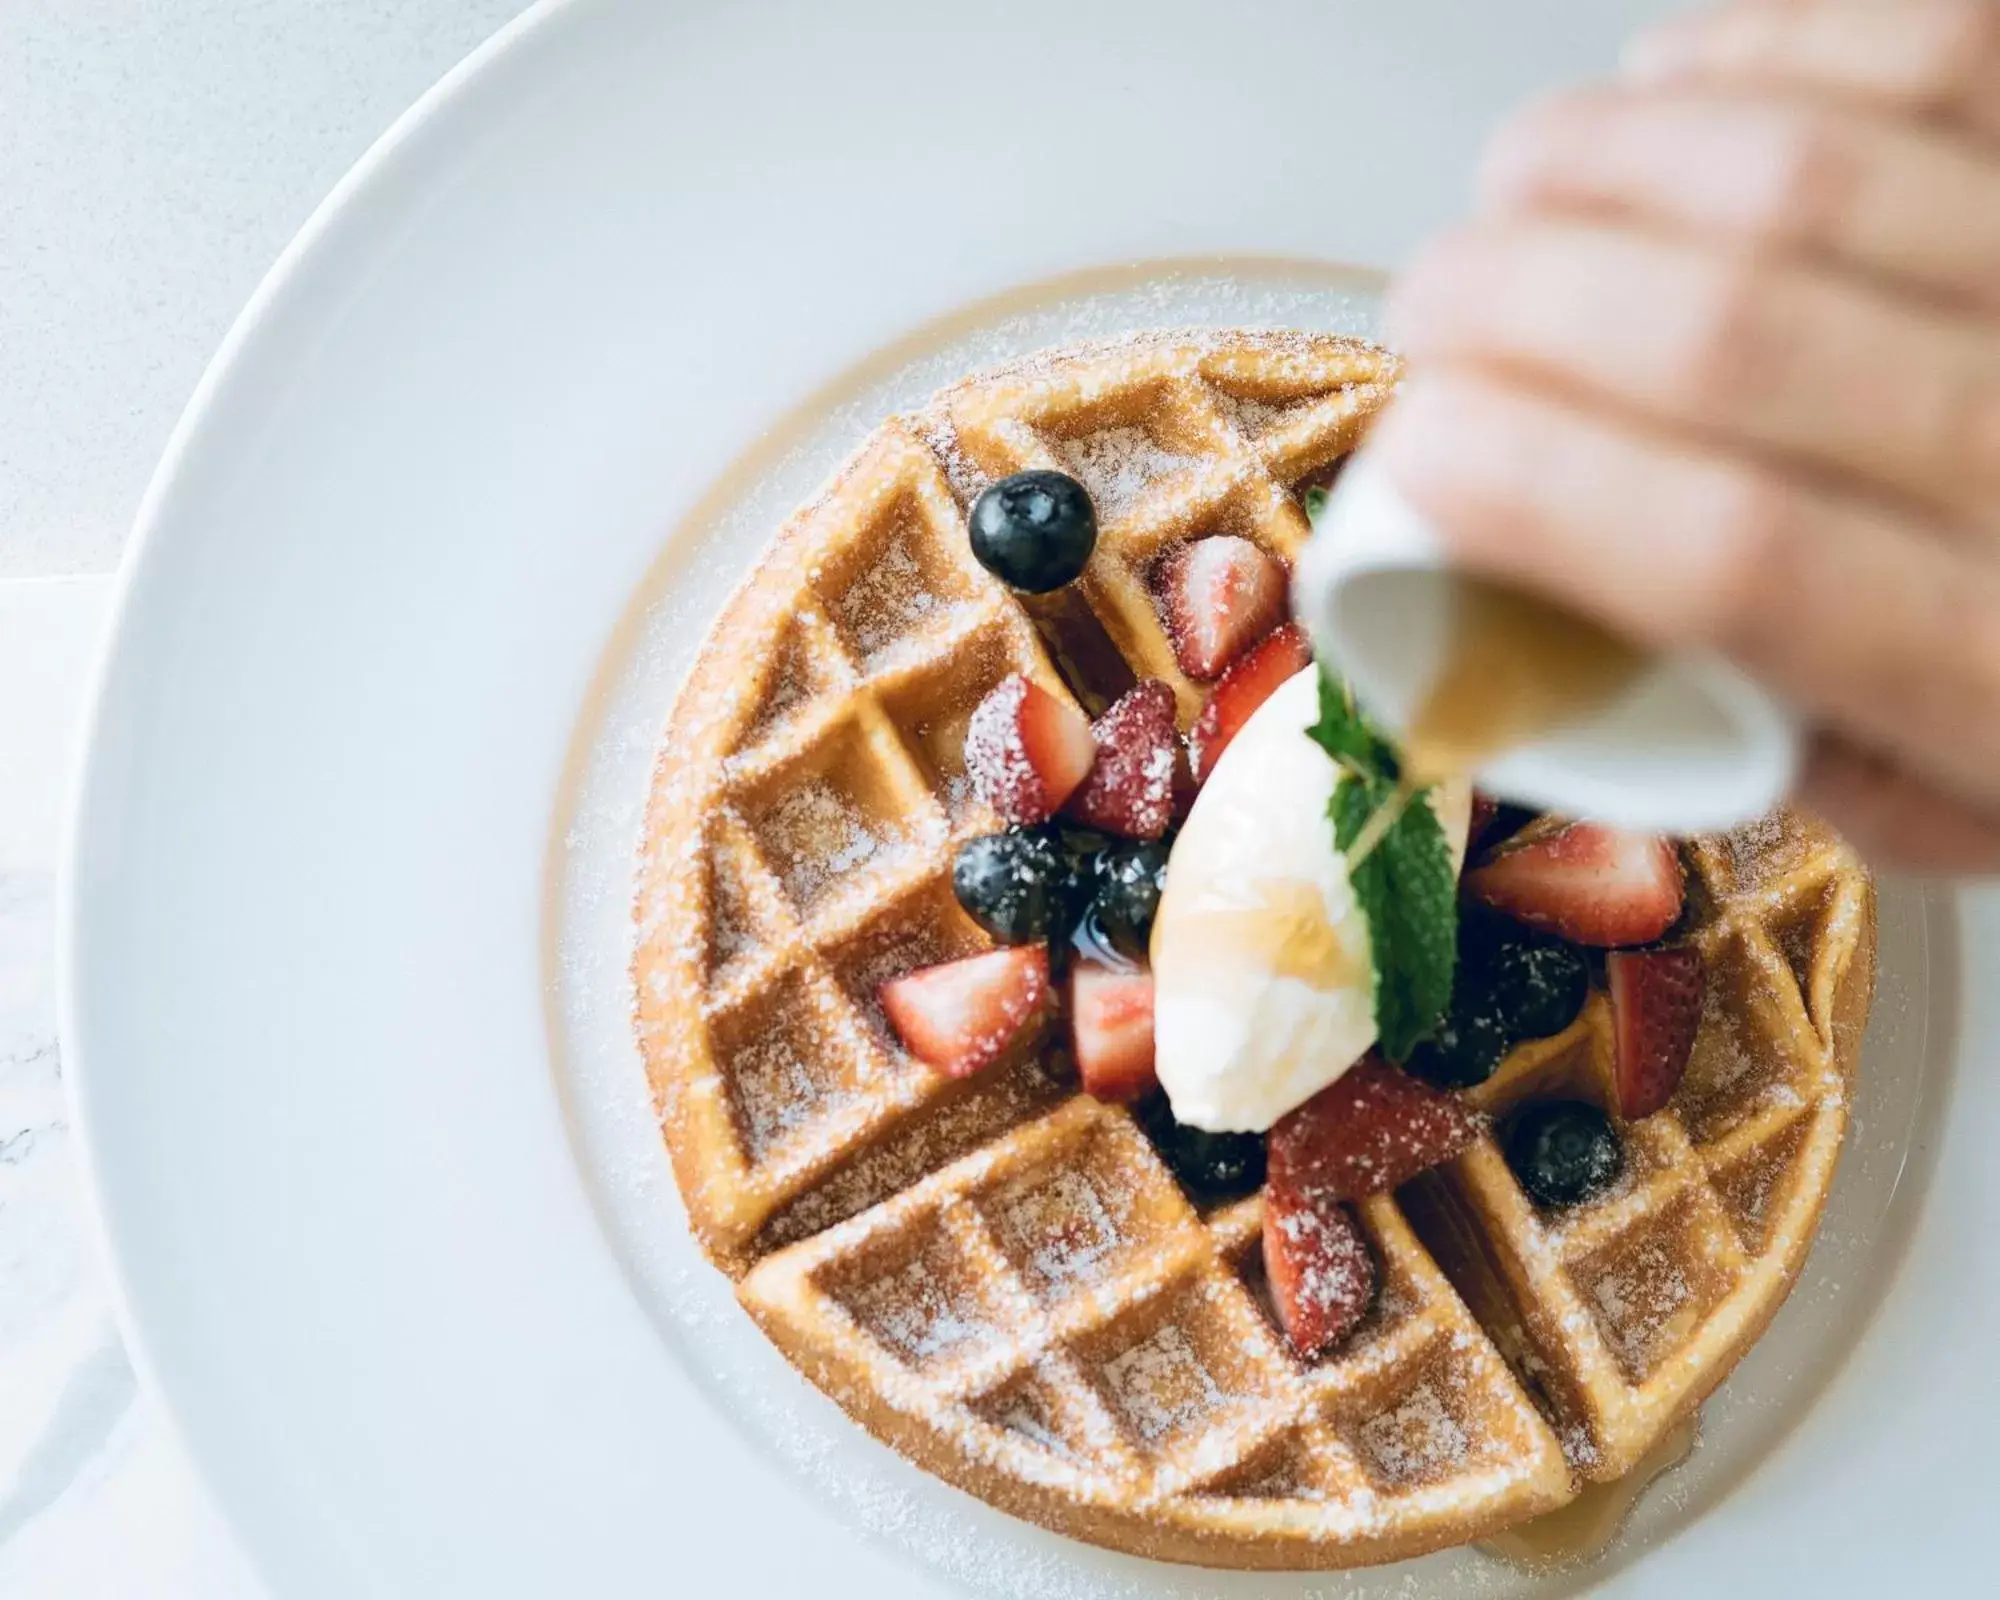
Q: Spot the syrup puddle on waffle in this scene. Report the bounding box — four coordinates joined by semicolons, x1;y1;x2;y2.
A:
1480;1413;1700;1571
1401;1170;1703;1571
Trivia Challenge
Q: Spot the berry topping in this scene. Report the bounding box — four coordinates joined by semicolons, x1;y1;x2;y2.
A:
1505;1101;1624;1208
1065;680;1179;840
1159;534;1287;680
1478;927;1592;1043
1188;623;1314;785
1159;535;1287;680
1406;918;1590;1090
1069;963;1157;1103
1263;1182;1378;1361
1463;822;1685;947
1267;1055;1482;1204
1406;1005;1512;1091
965;675;1097;826
879;946;1052;1079
1091;839;1169;959
1134;1093;1266;1202
951;830;1068;946
968;470;1098;593
1046;819;1113;897
1607;946;1705;1119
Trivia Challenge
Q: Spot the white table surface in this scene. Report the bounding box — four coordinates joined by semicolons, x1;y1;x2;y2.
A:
2;4;529;1592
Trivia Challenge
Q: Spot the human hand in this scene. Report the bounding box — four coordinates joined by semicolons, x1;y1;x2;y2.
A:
1372;0;2000;872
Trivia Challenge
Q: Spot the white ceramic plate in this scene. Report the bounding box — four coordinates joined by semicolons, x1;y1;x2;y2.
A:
61;1;2000;1595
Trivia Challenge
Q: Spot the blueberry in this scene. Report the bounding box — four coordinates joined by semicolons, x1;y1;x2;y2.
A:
1505;1102;1624;1208
968;470;1098;593
1067;900;1134;972
1436;914;1591;1081
1407;1004;1511;1090
1484;937;1590;1042
1092;840;1170;958
951;830;1067;944
1135;1093;1266;1203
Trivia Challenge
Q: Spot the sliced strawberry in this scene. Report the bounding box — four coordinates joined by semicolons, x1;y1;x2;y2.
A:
1068;962;1156;1102
1267;1054;1482;1203
964;675;1096;825
1065;680;1178;840
1263;1184;1377;1360
879;946;1052;1079
1463;822;1685;947
1159;535;1287;680
1188;623;1313;785
1607;947;1706;1119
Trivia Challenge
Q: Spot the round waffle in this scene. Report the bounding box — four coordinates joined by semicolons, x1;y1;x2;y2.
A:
632;330;1875;1569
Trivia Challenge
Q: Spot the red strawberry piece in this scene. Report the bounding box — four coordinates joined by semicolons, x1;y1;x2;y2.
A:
1607;946;1706;1119
1267;1054;1482;1203
964;674;1096;825
1263;1184;1377;1360
1188;623;1313;785
1065;680;1178;840
1159;534;1287;680
1068;962;1157;1102
880;946;1052;1079
1463;822;1685;947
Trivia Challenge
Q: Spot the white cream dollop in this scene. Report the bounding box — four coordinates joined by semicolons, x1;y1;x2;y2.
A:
1150;669;1470;1133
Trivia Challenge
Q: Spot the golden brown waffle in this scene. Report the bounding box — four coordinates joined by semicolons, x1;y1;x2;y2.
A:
1412;812;1872;1482
632;330;1874;1569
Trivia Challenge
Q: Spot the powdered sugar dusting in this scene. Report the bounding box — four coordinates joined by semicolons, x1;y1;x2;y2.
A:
704;856;757;973
757;778;900;908
758;1060;1068;1251
1358;1382;1471;1487
1102;1324;1226;1444
995;1398;1070;1456
1711;806;1822;894
1582;1241;1696;1381
729;1032;842;1154
850;1253;992;1366
750;629;819;736
1000;1169;1119;1289
1234;1452;1328;1502
1212;390;1300;439
715;973;862;1157
835;534;961;664
1055;426;1194;517
1679;969;1800;1143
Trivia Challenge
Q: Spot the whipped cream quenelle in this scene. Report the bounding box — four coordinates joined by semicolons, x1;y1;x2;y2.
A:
1150;668;1470;1133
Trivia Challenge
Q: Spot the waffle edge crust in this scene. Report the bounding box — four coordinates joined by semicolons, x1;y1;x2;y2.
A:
632;330;1877;1571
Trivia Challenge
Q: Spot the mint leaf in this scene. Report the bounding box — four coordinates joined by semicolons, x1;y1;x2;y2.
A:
1331;774;1458;1063
1306;664;1395;777
1304;666;1457;1061
1303;485;1331;521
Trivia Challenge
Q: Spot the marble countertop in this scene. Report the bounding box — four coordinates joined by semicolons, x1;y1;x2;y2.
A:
0;578;270;1597
1;4;529;1592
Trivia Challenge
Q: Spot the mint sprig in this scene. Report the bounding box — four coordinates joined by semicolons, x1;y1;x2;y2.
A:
1306;667;1458;1063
